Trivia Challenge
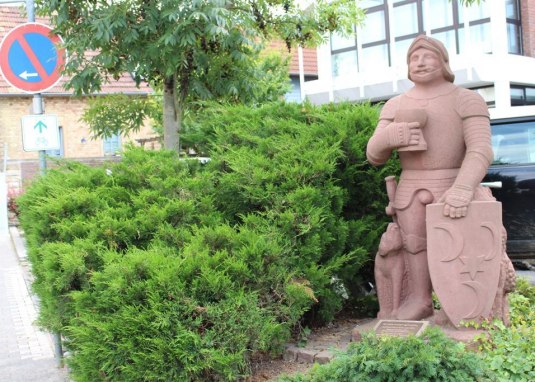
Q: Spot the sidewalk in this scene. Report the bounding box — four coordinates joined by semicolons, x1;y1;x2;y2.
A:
0;231;69;382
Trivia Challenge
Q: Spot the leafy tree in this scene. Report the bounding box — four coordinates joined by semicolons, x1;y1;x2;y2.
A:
80;52;292;144
81;94;163;139
37;0;360;151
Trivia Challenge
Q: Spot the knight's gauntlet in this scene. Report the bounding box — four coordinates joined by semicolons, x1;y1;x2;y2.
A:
386;122;412;149
442;184;474;208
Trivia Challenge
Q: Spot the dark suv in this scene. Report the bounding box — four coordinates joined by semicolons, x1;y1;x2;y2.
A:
484;116;535;259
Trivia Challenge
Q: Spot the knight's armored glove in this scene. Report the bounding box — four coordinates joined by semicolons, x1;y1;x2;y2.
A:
440;184;473;208
438;184;474;218
368;121;421;164
385;122;414;149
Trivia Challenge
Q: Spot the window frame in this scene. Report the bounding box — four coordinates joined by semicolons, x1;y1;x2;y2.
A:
103;133;121;157
505;0;522;55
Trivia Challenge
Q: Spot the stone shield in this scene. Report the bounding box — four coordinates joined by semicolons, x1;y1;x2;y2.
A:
426;201;503;326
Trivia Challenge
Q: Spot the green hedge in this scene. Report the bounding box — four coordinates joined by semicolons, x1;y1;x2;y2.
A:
18;101;398;381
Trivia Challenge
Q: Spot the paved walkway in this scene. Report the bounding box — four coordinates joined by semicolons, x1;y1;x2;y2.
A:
0;232;69;382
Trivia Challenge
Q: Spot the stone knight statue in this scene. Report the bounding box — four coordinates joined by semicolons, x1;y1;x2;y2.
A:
367;35;515;325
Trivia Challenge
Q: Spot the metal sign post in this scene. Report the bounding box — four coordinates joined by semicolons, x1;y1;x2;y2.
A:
25;0;63;362
26;1;46;175
34;97;47;175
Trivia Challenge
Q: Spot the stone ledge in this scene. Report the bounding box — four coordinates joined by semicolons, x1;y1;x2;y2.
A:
282;346;334;365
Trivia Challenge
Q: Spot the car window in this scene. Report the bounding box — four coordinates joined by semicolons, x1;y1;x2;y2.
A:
491;121;535;165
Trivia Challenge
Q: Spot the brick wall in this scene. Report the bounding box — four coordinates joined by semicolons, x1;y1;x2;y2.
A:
0;96;157;161
19;156;122;184
521;0;535;58
0;95;158;192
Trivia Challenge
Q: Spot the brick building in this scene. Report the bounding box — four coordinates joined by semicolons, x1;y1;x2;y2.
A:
520;0;535;58
0;6;157;195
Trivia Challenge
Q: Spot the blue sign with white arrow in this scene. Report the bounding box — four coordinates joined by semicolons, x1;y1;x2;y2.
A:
0;23;65;93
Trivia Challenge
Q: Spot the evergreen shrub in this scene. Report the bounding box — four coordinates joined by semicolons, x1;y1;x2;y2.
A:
278;327;493;382
18;101;398;381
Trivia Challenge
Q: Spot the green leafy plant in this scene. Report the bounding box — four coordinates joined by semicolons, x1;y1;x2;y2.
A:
472;278;535;381
297;326;312;348
278;327;493;382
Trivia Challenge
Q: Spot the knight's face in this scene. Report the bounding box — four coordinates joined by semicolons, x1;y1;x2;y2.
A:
408;48;443;84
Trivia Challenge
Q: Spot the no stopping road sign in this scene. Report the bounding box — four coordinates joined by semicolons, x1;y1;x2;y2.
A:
0;23;66;93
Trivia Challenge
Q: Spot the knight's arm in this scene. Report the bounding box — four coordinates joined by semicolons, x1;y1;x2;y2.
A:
454;91;493;191
367;98;412;166
442;91;493;208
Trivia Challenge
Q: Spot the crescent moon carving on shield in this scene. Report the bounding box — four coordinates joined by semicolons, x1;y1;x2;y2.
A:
480;222;501;261
462;281;486;319
433;223;464;262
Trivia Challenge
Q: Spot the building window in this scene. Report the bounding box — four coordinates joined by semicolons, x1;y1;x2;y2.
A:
473;86;496;108
285;77;302;103
45;126;64;157
330;0;517;74
361;44;389;72
331;30;356;51
505;0;522;54
360;1;390;68
103;133;121;156
429;0;454;30
330;0;390;76
393;2;420;37
360;0;385;8
330;26;358;77
332;50;358;77
361;10;387;44
428;0;492;55
511;86;535;106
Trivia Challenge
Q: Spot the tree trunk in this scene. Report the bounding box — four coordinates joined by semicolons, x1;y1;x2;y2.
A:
163;77;180;151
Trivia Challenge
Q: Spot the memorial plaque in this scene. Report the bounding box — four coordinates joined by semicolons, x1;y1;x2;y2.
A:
373;320;429;337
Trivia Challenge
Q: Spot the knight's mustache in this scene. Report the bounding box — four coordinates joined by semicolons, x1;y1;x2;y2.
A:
412;67;441;75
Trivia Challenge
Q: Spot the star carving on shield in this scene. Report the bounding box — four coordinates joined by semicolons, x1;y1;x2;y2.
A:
459;255;485;280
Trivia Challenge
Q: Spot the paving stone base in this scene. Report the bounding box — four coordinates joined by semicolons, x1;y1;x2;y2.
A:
282;314;490;365
282;318;374;365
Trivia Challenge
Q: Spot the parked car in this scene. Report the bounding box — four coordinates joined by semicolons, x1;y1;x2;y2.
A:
484;116;535;260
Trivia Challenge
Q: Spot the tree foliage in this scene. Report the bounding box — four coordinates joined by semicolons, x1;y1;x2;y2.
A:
36;0;361;150
81;52;292;143
81;94;162;139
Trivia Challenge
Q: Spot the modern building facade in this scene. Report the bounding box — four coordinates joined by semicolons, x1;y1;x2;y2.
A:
303;0;535;120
